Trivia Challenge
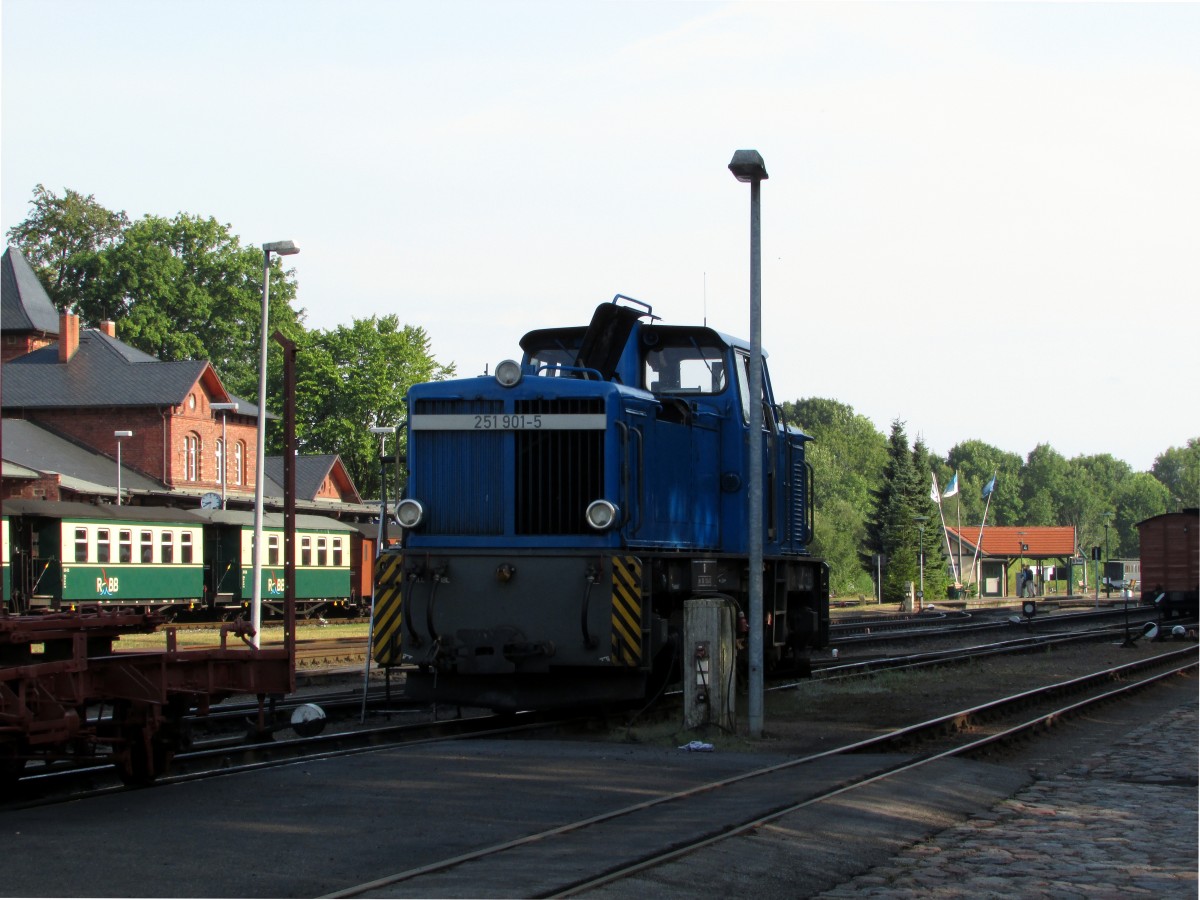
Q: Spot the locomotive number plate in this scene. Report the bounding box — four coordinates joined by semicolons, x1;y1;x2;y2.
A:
411;414;607;431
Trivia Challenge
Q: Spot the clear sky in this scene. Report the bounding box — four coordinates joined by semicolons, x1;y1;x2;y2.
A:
3;1;1197;474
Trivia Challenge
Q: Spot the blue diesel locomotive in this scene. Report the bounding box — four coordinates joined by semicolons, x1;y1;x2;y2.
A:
373;296;830;710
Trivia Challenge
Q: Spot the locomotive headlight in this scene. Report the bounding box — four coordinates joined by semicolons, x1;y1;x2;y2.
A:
585;499;620;531
395;498;425;529
495;359;523;388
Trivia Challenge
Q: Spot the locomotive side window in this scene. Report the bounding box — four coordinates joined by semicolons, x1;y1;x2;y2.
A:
97;529;111;564
644;339;727;395
75;527;89;562
162;530;174;563
268;534;281;566
118;529;133;564
734;350;774;426
141;530;154;563
180;531;194;564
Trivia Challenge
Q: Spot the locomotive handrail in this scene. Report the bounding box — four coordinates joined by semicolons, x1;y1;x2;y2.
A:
581;567;599;649
610;293;657;321
631;426;644;535
805;460;816;544
535;363;606;381
614;421;644;534
615;421;630;527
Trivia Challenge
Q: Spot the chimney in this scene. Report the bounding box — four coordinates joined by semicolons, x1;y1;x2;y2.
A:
100;320;117;338
58;311;80;363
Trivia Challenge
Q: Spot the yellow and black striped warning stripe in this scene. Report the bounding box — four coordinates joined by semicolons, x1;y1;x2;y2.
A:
372;553;405;666
610;555;643;667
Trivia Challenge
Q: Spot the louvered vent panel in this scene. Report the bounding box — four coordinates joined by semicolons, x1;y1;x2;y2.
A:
413;399;504;535
790;453;808;548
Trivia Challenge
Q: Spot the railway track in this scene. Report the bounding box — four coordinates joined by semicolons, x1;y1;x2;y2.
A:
321;646;1197;898
11;623;1192;806
829;604;1160;646
7;706;581;808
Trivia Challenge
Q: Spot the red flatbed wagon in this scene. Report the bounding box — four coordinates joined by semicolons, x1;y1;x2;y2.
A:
1;609;293;785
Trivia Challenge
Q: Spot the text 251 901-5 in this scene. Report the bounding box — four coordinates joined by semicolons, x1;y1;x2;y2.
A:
473;414;543;430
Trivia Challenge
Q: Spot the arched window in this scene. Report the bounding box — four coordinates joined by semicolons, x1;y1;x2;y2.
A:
215;439;224;486
185;433;199;482
234;441;244;486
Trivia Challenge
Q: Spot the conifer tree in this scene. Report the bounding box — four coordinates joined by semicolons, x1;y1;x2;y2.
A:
865;420;920;602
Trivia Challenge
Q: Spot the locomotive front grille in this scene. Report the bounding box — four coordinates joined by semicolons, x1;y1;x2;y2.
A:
412;397;605;536
514;399;604;535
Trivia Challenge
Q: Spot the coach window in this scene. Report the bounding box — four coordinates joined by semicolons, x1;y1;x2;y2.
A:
75;527;89;563
141;531;154;563
332;537;344;567
301;536;312;567
118;529;133;564
180;531;194;564
161;531;174;563
268;534;281;566
97;529;111;564
317;537;328;567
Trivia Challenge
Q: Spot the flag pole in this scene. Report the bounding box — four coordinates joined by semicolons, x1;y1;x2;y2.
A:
968;471;997;592
933;472;958;585
956;485;962;592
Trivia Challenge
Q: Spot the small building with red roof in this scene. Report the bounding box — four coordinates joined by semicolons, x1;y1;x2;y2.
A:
946;525;1079;598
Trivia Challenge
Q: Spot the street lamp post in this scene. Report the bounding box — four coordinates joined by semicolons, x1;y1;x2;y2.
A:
210;402;240;509
114;430;133;506
251;240;299;649
729;149;768;738
362;425;397;723
912;515;929;610
1104;518;1111;599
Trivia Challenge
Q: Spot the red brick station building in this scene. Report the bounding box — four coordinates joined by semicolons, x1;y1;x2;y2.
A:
1;247;369;517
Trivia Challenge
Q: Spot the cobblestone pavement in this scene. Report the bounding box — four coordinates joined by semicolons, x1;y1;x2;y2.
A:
813;701;1199;899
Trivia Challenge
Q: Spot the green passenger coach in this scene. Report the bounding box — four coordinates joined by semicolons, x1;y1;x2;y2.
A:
6;500;205;612
189;509;357;617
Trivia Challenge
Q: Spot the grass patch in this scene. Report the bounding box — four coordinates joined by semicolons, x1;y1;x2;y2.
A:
115;622;368;650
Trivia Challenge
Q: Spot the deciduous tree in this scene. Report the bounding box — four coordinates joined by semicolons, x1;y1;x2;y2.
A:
5;184;128;310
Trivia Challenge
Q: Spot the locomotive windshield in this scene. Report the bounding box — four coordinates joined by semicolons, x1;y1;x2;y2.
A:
644;336;727;395
521;329;584;376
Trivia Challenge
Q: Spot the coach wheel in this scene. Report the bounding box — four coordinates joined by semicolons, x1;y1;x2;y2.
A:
113;703;178;787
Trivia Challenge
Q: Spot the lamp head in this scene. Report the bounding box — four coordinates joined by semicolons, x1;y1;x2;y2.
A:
263;240;299;256
728;149;768;182
114;430;133;438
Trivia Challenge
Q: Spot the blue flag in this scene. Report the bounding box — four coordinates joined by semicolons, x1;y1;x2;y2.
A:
982;475;996;500
942;471;959;499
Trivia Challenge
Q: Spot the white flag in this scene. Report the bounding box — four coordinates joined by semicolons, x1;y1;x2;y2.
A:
930;473;940;503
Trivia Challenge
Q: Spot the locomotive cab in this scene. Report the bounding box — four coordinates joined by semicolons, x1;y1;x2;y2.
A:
373;295;829;711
